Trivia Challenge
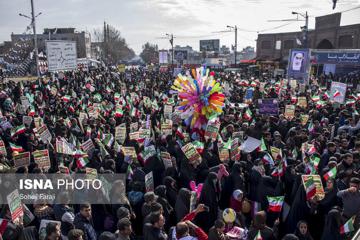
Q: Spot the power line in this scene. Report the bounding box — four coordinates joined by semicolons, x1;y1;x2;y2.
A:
340;5;360;13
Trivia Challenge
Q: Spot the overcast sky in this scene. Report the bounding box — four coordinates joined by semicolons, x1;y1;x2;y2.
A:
1;0;360;54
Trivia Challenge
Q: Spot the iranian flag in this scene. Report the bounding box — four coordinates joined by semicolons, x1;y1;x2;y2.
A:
11;125;26;137
28;106;35;116
244;108;253;120
0;218;8;235
333;90;341;98
267;196;284;212
73;149;87;158
262;152;274;166
114;93;120;101
308;145;317;155
340;217;355;234
68;105;75;113
254;230;263;240
130;106;139;117
76;157;89;168
346;99;356;106
115;108;124;118
62;95;71;102
304;177;316;200
103;134;114;148
10;143;24;152
176;127;185;140
127;165;134;180
316;101;326;109
260;138;267;151
310;155;320;169
193;141;204;154
324;166;337;180
311;95;320;102
323;91;330;99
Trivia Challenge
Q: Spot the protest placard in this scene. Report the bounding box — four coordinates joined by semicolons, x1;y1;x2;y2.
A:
85;167;98;179
230;138;240;161
240;137;261;153
219;148;230;162
130;122;138;133
300;114;309;126
7;189;23;222
330;81;347;104
36;125;52;143
145;171;154;192
22;204;35;226
115;126;127;144
13;152;31;168
0;120;12;131
258;99;279;115
20;96;30;110
0;140;6;155
301;175;325;200
34;117;43;129
284;105;295;120
81;139;95;154
270;146;282;159
289;80;297;89
204;121;220;141
181;143;202;166
161;123;172;136
142;145;156;162
161;151;172;169
232;131;244;143
164;105;173;119
297;97;307;108
129;131;140;141
22;116;33;127
33;150;50;170
56;138;73;155
189;191;197;212
139;128;151;139
122;147;137;162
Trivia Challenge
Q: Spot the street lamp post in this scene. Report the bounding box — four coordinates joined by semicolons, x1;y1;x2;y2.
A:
19;0;41;78
166;33;174;66
292;11;309;48
227;25;238;66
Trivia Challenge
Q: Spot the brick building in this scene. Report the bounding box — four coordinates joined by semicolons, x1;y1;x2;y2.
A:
256;12;360;62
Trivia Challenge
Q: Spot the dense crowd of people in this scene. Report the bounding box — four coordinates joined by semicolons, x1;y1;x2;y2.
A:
0;65;359;240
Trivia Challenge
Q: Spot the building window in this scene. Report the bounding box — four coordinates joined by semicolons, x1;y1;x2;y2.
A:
338;35;353;48
261;40;271;49
283;40;294;50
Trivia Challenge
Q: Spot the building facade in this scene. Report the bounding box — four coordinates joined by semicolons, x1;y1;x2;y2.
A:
10;28;91;58
256;13;360;62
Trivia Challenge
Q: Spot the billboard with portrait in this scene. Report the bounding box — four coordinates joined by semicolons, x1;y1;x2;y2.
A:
287;49;311;84
174;50;188;61
200;39;220;52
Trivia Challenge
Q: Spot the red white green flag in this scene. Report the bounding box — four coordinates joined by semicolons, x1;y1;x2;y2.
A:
262;152;274;166
333;90;341;98
254;230;263;240
340;216;355;234
193;141;204;154
243;108;252;120
10;143;24;152
76;156;89;168
324;166;337;180
311;95;320;102
115;108;124;118
11;125;26;137
260;138;267;151
304;177;316;200
267;196;284;212
28;106;35;116
62;95;71;102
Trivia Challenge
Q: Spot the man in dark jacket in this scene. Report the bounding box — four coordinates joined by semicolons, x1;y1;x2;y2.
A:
73;203;97;240
143;212;167;240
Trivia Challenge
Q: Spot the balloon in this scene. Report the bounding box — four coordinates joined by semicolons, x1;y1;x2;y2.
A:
223;208;236;223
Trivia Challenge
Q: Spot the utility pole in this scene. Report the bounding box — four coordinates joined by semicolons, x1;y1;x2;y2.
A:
166;33;174;66
292;11;308;48
30;0;40;78
227;25;238;66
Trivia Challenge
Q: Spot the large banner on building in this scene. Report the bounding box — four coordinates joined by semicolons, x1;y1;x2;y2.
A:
174;50;188;61
200;39;220;52
46;41;77;72
159;51;168;64
312;50;360;65
287;49;311;84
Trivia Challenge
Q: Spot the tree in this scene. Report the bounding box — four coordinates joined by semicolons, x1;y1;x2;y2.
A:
93;23;135;64
140;42;159;65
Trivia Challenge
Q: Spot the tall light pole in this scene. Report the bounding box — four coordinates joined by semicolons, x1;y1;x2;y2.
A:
19;0;41;78
166;33;174;66
292;11;308;48
227;25;238;66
